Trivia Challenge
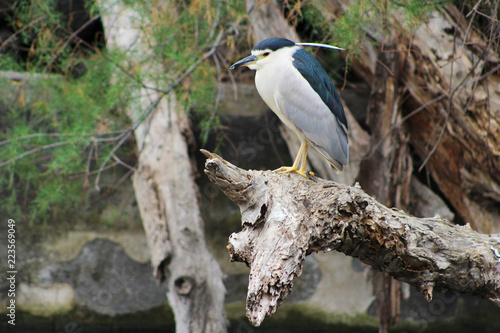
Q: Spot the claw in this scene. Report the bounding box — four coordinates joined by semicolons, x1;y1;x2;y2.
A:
274;141;311;178
276;166;308;178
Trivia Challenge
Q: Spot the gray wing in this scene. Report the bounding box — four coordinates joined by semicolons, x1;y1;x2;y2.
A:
292;48;348;132
282;95;348;171
277;48;348;171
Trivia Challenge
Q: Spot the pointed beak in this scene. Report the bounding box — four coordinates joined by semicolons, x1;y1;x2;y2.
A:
230;54;258;70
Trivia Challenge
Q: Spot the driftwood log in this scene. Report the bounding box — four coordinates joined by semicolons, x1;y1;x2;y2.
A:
201;149;500;327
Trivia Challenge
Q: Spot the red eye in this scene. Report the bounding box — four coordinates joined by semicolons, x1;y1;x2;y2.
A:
263;52;270;57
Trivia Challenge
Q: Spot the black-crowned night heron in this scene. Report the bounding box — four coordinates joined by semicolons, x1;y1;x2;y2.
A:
230;37;348;177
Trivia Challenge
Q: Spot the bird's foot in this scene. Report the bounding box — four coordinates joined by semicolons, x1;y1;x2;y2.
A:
275;166;308;178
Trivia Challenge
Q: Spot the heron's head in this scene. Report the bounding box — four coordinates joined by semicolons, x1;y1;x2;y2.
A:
230;38;297;71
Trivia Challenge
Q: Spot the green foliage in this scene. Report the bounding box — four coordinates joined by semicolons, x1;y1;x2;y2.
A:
3;0;91;73
135;0;247;145
285;0;450;60
0;54;135;223
0;0;248;224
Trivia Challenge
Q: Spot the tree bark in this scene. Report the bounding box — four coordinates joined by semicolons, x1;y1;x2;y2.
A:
99;2;227;332
320;1;500;233
401;6;500;233
357;26;409;333
202;149;500;327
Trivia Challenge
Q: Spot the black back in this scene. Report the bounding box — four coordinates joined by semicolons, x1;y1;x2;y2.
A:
292;48;348;129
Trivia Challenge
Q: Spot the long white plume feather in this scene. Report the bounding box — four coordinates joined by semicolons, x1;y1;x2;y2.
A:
295;42;344;51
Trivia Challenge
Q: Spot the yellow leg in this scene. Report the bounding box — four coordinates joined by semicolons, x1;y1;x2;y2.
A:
275;142;309;178
298;144;309;175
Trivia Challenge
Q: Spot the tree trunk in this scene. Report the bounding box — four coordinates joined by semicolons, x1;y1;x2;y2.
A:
402;6;500;233
202;150;500;327
321;1;500;233
99;1;227;332
357;26;409;333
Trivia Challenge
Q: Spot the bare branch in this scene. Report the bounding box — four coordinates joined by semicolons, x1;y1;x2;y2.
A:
94;29;225;191
201;150;500;327
0;15;47;52
0;141;72;168
94;130;133;191
43;15;103;73
0;130;128;146
111;153;136;171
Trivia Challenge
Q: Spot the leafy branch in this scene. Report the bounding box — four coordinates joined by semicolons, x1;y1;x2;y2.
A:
94;29;226;191
0;0;247;221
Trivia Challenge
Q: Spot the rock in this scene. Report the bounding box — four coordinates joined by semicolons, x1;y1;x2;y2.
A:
38;238;167;316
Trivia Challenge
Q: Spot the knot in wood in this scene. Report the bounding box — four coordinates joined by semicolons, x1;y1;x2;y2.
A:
174;276;196;296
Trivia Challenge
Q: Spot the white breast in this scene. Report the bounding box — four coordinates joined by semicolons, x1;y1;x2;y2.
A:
252;46;348;169
254;47;305;139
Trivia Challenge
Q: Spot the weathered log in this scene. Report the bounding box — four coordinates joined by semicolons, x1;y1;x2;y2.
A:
100;2;227;332
201;149;500;327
